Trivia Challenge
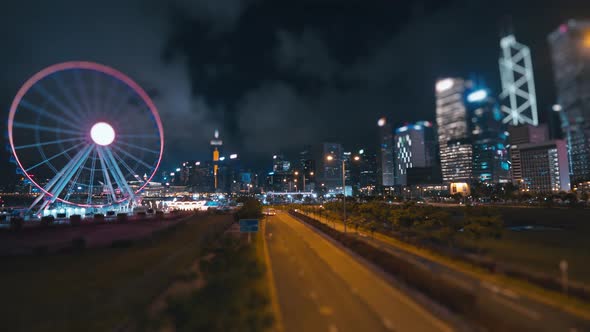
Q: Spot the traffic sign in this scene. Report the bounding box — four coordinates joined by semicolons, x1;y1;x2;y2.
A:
239;219;259;233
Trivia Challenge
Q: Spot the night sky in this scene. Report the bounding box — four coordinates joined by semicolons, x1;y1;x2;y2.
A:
1;0;589;184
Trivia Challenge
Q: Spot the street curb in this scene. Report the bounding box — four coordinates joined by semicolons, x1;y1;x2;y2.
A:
291;211;474;332
261;217;285;332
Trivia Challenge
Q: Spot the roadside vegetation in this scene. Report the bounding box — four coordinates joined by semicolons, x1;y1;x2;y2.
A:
145;197;275;332
300;202;590;288
0;213;231;332
313;201;503;250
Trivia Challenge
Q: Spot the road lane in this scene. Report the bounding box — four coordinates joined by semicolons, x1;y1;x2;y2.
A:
301;211;590;331
266;211;451;332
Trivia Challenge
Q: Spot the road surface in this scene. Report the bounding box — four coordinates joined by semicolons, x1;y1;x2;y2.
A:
265;211;452;332
303;211;590;331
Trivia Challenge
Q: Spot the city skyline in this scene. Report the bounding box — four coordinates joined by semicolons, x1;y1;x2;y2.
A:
1;1;590;184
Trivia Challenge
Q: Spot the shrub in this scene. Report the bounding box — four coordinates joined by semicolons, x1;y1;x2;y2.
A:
116;213;128;223
41;216;55;227
94;214;105;222
70;214;82;225
111;239;134;248
71;237;86;251
32;245;49;255
10;217;23;231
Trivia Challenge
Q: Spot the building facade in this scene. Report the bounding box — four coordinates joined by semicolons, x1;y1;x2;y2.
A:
466;88;510;183
520;140;570;193
508;124;549;184
435;78;473;183
499;34;539;126
548;20;590;185
377;117;395;187
315;142;343;191
394;121;436;186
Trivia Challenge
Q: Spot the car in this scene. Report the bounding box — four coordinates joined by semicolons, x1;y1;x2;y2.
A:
263;208;277;216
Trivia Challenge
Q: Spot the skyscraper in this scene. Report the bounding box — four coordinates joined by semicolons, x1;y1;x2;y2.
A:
520;140;570;193
499;34;539;126
466;88;510;183
548;20;590;185
394;121;436;186
210;129;223;191
435;78;473;183
377;117;395;187
358;149;378;196
315;142;343;191
508;124;549;184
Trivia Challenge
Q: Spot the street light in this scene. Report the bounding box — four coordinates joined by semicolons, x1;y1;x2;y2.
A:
325;154;360;233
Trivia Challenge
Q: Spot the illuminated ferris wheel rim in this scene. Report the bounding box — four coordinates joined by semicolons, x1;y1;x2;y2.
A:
8;61;165;208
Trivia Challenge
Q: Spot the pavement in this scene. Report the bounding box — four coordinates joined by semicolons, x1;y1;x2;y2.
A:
265;211;452;332
303;212;590;331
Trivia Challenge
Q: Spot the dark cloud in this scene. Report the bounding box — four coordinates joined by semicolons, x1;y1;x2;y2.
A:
1;0;589;184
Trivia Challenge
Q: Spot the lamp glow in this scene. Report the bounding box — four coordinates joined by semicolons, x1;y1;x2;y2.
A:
90;122;115;146
377;117;386;127
436;79;454;93
467;89;488;103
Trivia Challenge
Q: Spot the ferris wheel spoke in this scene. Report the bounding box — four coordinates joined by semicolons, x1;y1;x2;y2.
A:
103;147;134;198
111;145;154;170
13;121;83;136
111;149;139;181
19;99;82;131
64;154;88;201
115;140;160;154
92;70;101;117
52;74;87;119
33;83;83;125
102;74;122;115
118;133;160;139
87;148;98;204
14;137;83;150
96;147;117;203
46;144;93;203
73;70;93;116
108;85;138;117
25;142;87;172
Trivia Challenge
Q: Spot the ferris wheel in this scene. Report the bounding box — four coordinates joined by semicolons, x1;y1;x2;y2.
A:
8;61;164;214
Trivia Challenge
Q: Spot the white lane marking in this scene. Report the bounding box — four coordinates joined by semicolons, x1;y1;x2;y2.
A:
501;288;519;299
493;294;541;320
319;306;334;316
309;291;318;300
329;324;339;332
481;281;520;300
382;318;395;331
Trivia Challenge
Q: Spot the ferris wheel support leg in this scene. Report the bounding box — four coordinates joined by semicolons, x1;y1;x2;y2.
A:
26;145;91;214
29;192;46;212
96;147;117;203
46;145;93;205
103;147;135;201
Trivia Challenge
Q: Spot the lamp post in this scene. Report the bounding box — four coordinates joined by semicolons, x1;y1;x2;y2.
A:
295;170;314;192
326;155;360;233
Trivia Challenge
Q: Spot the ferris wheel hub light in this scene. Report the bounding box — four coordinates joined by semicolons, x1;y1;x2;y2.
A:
90;122;115;146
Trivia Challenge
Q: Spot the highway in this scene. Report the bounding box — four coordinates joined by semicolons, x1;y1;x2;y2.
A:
265;211;452;332
301;211;590;331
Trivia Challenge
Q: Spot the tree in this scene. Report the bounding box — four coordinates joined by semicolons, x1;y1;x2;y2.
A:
235;198;263;221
